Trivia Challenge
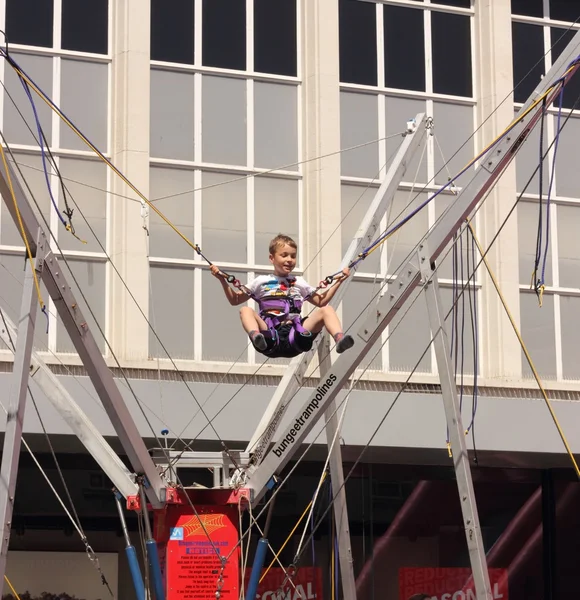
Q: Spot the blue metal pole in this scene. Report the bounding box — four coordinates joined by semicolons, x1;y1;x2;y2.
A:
146;539;166;600
114;492;145;600
245;538;269;600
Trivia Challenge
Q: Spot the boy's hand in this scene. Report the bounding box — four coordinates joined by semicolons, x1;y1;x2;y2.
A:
210;265;222;278
337;267;350;282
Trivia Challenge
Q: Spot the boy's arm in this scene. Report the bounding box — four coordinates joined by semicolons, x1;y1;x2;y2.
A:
307;268;350;307
210;265;250;306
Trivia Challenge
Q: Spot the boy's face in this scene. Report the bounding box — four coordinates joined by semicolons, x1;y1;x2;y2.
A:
269;243;297;276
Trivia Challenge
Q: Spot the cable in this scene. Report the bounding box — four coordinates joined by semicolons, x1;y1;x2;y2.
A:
468;221;580;477
229;92;580;570
4;575;21;600
0;142;45;318
0;137;226;561
0;308;115;597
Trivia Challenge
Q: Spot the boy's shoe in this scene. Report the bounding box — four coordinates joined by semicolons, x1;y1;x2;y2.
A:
250;331;268;352
336;334;354;354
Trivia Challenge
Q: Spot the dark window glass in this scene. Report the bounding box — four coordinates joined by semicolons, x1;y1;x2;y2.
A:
551;28;580;110
550;0;580;23
62;0;108;54
384;6;425;92
6;0;53;48
432;11;472;96
339;0;377;86
511;0;543;17
433;0;471;7
151;0;194;64
254;0;297;76
512;22;545;103
202;0;246;70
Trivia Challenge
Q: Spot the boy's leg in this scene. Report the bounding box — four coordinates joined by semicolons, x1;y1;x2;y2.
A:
302;306;354;353
240;306;269;351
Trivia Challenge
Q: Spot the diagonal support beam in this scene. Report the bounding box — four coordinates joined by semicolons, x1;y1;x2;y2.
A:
0;230;45;582
0;307;137;499
245;113;429;469
421;259;492;600
248;29;580;504
0;159;165;508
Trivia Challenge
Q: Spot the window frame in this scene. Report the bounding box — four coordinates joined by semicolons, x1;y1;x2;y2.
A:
148;0;303;366
0;0;112;357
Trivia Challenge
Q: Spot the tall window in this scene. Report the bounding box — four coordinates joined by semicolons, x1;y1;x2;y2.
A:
338;0;477;377
1;0;110;355
149;0;300;365
513;1;580;380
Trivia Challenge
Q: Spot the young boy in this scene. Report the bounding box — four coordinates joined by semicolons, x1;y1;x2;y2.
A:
211;234;354;358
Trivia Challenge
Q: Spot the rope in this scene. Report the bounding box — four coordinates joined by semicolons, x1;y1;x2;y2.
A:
4;575;21;600
0;142;45;319
467;221;580;477
245;91;580;575
0;137;226;562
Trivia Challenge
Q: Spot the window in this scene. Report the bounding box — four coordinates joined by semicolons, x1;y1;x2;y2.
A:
6;0;53;48
339;0;377;86
512;23;545;104
340;1;474;98
202;0;246;70
1;1;111;359
6;0;108;54
384;5;425;92
511;0;543;18
254;0;297;77
149;1;301;365
432;11;472;97
61;0;108;54
512;3;580;108
151;0;195;64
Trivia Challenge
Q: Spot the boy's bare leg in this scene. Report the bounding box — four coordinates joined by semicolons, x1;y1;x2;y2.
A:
240;306;269;351
240;306;268;333
302;306;354;353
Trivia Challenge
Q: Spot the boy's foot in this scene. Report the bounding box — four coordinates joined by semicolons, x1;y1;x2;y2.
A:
249;330;267;352
335;333;354;354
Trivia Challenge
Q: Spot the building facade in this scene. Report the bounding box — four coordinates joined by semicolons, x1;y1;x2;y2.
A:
1;0;580;598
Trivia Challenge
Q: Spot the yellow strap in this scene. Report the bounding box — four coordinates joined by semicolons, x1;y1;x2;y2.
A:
360;76;568;262
259;471;328;583
468;222;580;478
0;143;44;311
12;66;200;256
4;574;22;600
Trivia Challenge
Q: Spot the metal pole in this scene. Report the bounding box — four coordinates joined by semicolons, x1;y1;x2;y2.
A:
0;158;165;508
244;114;429;468
421;258;492;600
0;230;45;582
0;307;137;499
318;337;356;600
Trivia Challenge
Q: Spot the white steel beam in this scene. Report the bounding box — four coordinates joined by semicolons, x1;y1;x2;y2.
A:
247;29;580;503
0;159;166;508
0;309;137;499
244;113;429;468
0;231;45;582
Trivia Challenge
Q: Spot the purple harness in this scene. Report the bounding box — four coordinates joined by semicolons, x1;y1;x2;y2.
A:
258;295;311;354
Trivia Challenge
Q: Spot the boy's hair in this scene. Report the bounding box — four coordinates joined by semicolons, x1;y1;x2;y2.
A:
269;234;297;256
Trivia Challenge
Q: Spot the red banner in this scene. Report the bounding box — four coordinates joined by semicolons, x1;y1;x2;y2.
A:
399;568;508;600
245;567;323;600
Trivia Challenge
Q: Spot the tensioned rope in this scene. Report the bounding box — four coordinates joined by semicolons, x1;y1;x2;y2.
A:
224;89;580;571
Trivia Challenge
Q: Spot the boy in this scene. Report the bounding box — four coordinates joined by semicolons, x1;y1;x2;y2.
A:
211;234;354;358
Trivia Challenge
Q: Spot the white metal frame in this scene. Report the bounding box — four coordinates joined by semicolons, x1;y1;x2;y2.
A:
339;0;479;380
